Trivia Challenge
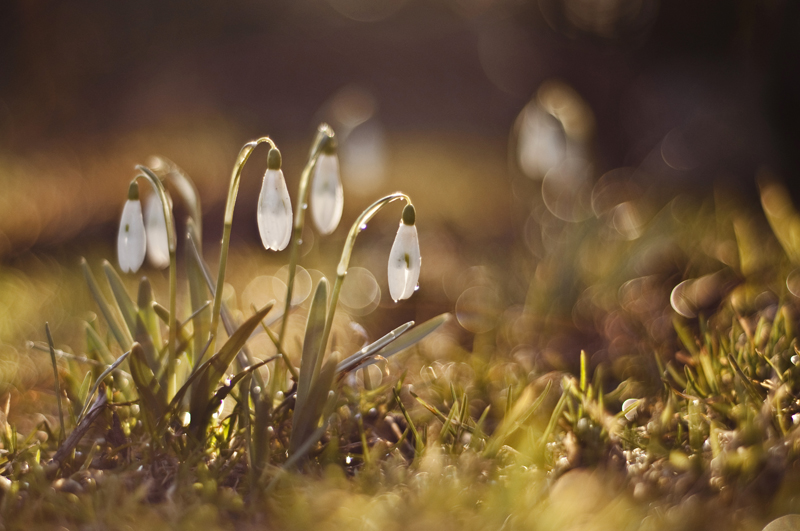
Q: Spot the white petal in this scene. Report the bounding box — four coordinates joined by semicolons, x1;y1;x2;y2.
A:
622;398;639;421
257;169;293;251
117;200;146;273
311;153;343;235
144;194;170;269
387;223;421;301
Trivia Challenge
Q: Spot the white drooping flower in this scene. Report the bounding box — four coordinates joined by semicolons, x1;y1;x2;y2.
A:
388;204;421;301
257;148;292;251
117;182;147;274
144;192;170;269
310;152;343;235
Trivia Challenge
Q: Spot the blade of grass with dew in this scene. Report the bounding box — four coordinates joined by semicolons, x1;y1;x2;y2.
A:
358;313;450;371
337;321;414;374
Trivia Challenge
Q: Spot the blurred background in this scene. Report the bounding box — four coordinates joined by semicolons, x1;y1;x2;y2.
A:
1;0;799;401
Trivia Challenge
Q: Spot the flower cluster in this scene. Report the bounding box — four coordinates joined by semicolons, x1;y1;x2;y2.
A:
117;129;421;303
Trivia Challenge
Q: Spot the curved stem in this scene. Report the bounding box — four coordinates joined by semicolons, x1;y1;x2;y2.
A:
316;192;412;374
134;165;178;397
277;124;335;355
149;156;203;248
209;137;277;356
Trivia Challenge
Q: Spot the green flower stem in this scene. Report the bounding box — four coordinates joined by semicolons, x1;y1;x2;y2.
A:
134;165;178;397
149;156;203;247
209;137;277;356
277;124;335;357
316;192;412;374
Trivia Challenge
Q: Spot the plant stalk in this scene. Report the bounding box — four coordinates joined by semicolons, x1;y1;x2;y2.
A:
316;192;412;374
135;165;179;397
277;124;335;359
209;137;277;356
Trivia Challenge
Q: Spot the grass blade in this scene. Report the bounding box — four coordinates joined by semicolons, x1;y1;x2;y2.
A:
337;321;414;374
188;302;273;435
45;323;66;444
81;258;131;350
77;348;132;423
361;313;450;369
102;261;139;336
291;279;329;454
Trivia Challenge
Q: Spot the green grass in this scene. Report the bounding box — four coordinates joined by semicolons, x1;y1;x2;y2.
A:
3;152;800;530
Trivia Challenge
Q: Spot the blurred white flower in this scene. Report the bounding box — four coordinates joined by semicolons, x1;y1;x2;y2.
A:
311;153;343;235
622;398;640;421
388;205;421;301
144;193;171;269
257;150;292;251
118;183;146;273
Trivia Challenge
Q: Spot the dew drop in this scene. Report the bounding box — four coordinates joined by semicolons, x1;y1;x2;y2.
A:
345;456;352;464
360;223;367;230
792;354;800;366
298;239;303;245
302;203;308;210
414;283;420;291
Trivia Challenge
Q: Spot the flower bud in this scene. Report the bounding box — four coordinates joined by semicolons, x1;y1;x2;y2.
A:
387;205;421;301
117;182;147;273
144;193;170;269
310;150;343;236
257;154;293;251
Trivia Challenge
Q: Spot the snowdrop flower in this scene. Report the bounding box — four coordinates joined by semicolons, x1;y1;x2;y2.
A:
310;144;343;235
388;204;421;301
117;181;147;273
622;398;640;421
144;192;171;269
257;148;292;251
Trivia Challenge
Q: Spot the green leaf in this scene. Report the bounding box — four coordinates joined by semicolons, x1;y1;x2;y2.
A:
186;227;211;365
203;357;274;427
77;348;131;423
134;313;163;392
290;354;338;457
187;302;273;435
292;278;329;449
337;321;414;374
359;313;450;370
81;258;131;350
103;261;139;337
137;277;162;349
85;322;116;365
77;371;93;415
127;342;166;434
